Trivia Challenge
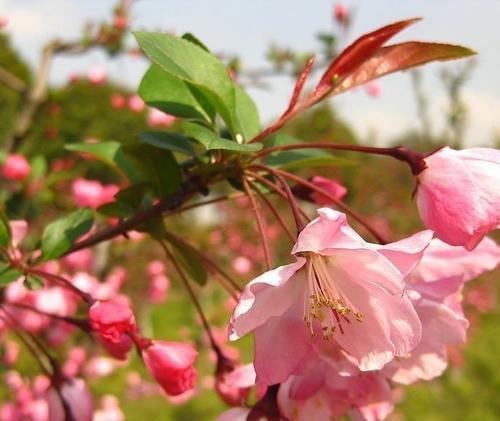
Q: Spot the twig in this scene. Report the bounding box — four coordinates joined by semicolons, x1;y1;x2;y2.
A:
242;177;272;270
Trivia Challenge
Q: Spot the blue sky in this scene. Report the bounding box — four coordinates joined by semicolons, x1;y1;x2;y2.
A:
2;0;499;146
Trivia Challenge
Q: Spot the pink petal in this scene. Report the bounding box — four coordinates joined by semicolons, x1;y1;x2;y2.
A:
229;258;305;340
408;237;500;284
253;314;315;384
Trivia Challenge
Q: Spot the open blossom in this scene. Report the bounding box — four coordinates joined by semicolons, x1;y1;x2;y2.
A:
89;300;136;343
416;147;500;250
278;357;394;421
230;208;433;384
2;154;31;181
46;378;94;421
142;341;198;396
384;236;500;384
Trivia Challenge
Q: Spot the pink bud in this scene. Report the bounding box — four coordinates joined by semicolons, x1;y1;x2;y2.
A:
147;274;170;303
110;94;126;109
113;15;127;30
100;334;133;360
2;154;31;181
310;176;347;204
0;16;9;29
333;3;348;24
128;95;145;113
142;341;198;396
89;300;136;343
147;260;165;277
231;256;252;275
88;66;107;85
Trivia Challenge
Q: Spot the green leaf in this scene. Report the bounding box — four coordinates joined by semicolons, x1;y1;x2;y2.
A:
182;122;262;153
163;232;208;286
24;275;44;290
66;142;141;182
0;211;11;248
134;32;237;133
41;208;94;261
181;32;210;52
139;64;214;121
139;131;197;156
124;144;182;199
234;85;260;140
0;263;23;287
96;202;134;218
30;155;47;180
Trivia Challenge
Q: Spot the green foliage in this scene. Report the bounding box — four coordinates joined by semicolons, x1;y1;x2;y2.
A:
182;122;262;153
139;132;196;156
0;34;31;143
41;207;94;260
135;31;260;140
0;210;11;247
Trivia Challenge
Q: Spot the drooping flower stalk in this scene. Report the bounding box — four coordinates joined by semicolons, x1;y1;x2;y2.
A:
242;177;272;270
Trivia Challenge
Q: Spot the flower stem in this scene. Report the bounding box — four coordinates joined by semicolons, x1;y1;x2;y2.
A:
242;177;272;271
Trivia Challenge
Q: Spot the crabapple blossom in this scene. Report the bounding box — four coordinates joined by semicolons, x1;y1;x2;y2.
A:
416;146;500;250
110;93;126;109
333;3;348;24
142;341;198;396
1;154;31;181
46;378;94;421
365;80;382;97
278;357;394;421
71;178;119;209
230;208;433;384
147;108;176;127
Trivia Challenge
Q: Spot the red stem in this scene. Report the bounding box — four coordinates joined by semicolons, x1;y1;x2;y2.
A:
243;177;272;271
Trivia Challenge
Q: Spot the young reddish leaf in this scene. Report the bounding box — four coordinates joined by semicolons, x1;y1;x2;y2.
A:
332;42;476;95
315;18;421;95
282;55;315;117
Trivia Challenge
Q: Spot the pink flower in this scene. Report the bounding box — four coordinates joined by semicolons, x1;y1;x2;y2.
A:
216;407;250;421
93;395;124;421
416;147;500;250
128;95;145;113
88;300;136;343
100;335;133;360
147;108;176;127
384;236;500;383
147;274;170;303
215;363;255;407
113;15;127;30
0;16;9;29
278;358;394;421
87;65;107;85
310;176;348;204
71;179;119;209
142;341;198;396
230;208;433;384
61;249;94;272
2;154;31;181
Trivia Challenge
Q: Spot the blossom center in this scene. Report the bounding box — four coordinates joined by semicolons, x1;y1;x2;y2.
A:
303;254;363;340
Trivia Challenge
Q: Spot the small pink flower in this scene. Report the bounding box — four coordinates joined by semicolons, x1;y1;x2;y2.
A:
142;341;198;396
88;65;107;85
147;108;176;127
2;154;31;181
416;146;500;250
0;16;9;29
110;94;126;109
147;274;170;303
147;260;165;277
215;363;255;407
61;249;94;272
278;357;394;421
365;80;382;97
128;95;145;113
230;208;433;384
89;300;136;343
310;176;347;204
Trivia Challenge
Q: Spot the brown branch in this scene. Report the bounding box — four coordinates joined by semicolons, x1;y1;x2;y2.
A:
0;67;27;92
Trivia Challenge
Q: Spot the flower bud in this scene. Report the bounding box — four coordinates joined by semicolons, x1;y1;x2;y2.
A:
89;300;136;343
2;154;31;181
142;341;198;396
